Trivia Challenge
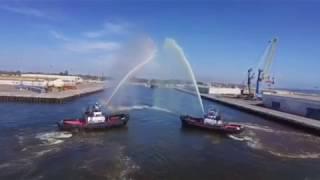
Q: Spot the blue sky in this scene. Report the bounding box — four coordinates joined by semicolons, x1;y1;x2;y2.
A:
0;1;319;89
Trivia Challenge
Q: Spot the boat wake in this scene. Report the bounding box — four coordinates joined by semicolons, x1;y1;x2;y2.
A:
228;135;253;142
0;131;67;175
36;131;72;145
228;123;320;159
118;148;140;179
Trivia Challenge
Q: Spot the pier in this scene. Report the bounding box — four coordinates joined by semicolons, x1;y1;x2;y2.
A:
0;83;105;103
176;88;320;133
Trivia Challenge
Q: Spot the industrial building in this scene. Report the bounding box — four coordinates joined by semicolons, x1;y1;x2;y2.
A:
0;74;83;93
0;76;48;87
262;93;320;120
209;86;242;96
21;74;83;86
192;85;242;96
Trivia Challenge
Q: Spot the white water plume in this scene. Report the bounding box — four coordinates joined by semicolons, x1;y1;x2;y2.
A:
163;38;204;114
106;50;156;105
104;37;204;116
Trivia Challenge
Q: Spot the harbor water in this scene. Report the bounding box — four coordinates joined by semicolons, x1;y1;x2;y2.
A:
1;85;320;180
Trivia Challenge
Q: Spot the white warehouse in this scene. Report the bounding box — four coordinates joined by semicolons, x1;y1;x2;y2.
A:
0;76;65;88
0;77;48;87
21;74;83;86
262;93;320;120
209;86;242;96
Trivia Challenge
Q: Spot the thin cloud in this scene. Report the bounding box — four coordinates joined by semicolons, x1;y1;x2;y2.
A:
84;30;105;39
84;21;131;38
50;30;70;41
63;41;121;53
104;21;130;34
0;5;48;18
49;29;121;53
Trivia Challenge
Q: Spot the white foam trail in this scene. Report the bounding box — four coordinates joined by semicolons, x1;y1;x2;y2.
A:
239;122;313;137
228;135;254;142
246;139;263;149
241;123;275;133
36;131;72;145
106;50;157;106
164;38;204;114
0;163;11;169
229;133;263;149
228;135;245;141
268;151;320;159
34;149;54;157
228;123;320;159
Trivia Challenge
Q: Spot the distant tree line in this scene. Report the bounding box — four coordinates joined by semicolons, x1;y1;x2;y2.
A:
0;69;112;81
0;70;21;76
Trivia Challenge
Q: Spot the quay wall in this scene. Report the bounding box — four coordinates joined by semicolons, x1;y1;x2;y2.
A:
175;88;320;134
0;83;104;103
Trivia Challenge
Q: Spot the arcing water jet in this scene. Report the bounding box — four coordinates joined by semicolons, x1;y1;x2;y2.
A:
106;50;156;106
164;38;204;114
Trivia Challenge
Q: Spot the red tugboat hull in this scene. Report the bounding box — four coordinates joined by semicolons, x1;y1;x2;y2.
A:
180;115;244;134
57;113;129;131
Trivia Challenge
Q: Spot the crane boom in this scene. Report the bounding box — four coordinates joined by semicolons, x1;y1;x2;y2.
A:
262;38;278;81
256;38;278;96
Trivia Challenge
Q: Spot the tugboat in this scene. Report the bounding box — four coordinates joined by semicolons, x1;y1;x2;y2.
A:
180;108;244;134
57;103;129;131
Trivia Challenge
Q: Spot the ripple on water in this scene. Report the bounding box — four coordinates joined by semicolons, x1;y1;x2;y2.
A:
78;144;140;180
228;123;320;159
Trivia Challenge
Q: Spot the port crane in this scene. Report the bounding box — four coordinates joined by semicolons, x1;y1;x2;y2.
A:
244;38;278;98
247;68;255;97
256;38;278;95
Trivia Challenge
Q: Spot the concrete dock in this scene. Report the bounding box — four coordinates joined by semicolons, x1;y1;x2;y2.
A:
176;88;320;133
0;83;105;103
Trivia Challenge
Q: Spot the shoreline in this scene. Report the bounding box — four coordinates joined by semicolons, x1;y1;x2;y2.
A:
0;83;105;103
